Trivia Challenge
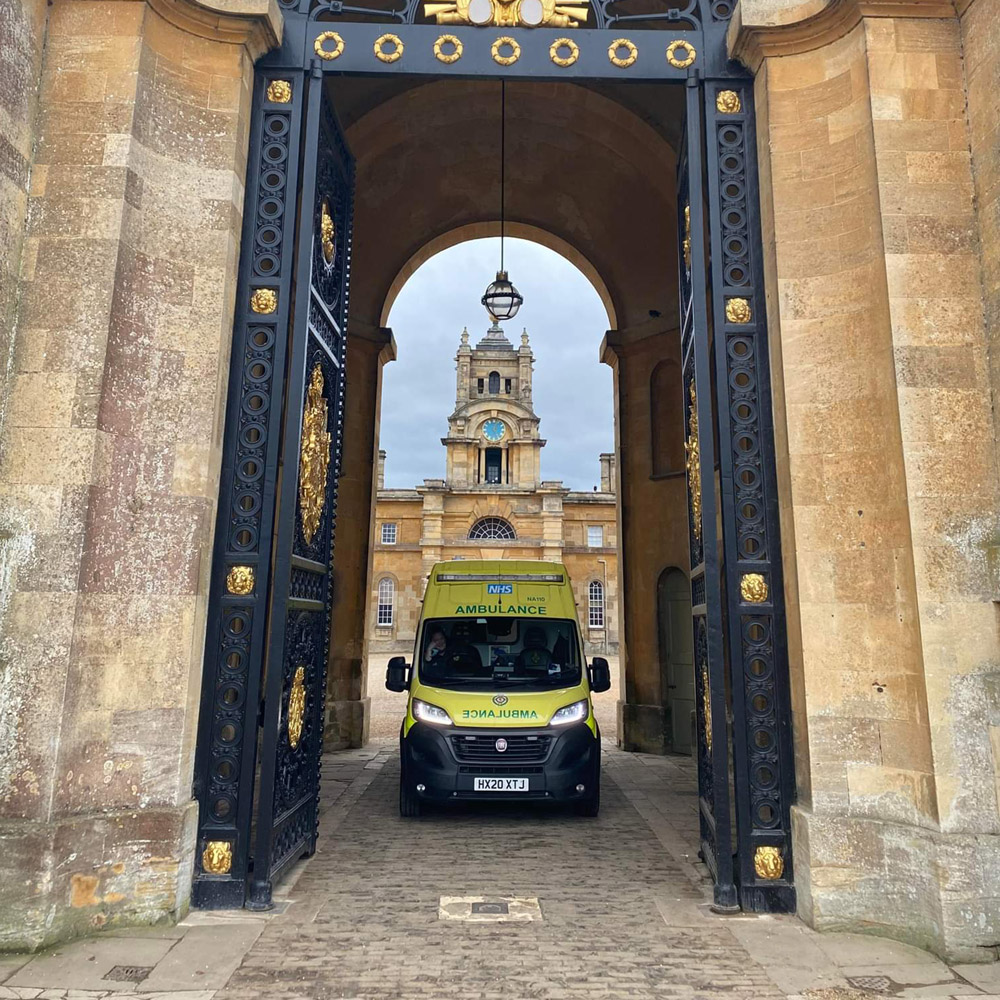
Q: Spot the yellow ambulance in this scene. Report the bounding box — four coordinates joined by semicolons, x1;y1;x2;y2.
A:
385;559;611;817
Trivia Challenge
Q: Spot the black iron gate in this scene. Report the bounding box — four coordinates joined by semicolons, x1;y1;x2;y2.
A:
191;0;795;912
191;64;353;909
679;75;796;912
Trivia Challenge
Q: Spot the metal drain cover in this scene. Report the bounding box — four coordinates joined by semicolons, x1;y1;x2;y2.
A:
439;896;542;922
846;977;893;993
103;965;154;983
472;901;509;915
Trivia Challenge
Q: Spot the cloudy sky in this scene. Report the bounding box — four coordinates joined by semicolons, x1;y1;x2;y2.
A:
381;238;614;491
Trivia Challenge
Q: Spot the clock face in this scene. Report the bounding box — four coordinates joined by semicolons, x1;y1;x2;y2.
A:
482;418;506;443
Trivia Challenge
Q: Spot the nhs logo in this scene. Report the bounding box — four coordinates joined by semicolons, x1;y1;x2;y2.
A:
487;584;513;595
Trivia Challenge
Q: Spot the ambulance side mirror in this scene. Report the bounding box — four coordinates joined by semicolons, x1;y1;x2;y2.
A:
386;656;410;692
589;657;611;693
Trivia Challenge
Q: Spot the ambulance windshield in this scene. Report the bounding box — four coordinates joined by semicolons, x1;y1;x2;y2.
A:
419;617;582;690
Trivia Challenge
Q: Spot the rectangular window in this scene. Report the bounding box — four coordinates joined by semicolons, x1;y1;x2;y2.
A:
505;378;511;394
588;581;605;629
477;378;484;394
381;523;397;545
377;578;394;626
587;525;603;548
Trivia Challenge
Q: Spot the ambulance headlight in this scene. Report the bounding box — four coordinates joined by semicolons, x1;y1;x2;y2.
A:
412;699;453;726
549;699;589;726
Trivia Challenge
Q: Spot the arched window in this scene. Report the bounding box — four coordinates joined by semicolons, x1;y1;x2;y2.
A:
468;517;516;541
488;371;500;394
588;580;605;629
377;578;394;626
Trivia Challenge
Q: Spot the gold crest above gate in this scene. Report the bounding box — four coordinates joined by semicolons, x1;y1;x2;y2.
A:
299;364;332;545
424;0;588;28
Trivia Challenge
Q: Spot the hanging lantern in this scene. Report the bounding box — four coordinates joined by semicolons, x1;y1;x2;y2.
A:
481;270;523;322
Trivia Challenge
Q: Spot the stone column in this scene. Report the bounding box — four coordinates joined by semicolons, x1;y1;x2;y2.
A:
0;0;277;950
325;324;395;749
736;0;1000;961
601;323;689;754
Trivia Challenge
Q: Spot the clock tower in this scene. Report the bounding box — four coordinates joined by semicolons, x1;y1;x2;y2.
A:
443;321;544;489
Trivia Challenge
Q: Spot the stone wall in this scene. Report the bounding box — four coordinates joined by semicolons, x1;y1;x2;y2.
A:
0;0;275;951
744;0;1000;962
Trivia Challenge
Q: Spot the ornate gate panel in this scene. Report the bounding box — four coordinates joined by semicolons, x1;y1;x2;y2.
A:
702;81;795;911
677;79;737;910
190;0;794;913
191;67;353;908
248;75;354;908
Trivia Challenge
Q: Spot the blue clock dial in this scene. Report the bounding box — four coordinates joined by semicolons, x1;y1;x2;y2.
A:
482;419;506;443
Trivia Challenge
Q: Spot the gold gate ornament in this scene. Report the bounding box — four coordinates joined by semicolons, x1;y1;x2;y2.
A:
298;364;331;545
701;663;712;753
684;381;702;543
287;666;306;749
202;840;232;874
424;0;588;28
226;565;254;595
740;572;768;603
754;845;784;880
320;199;335;266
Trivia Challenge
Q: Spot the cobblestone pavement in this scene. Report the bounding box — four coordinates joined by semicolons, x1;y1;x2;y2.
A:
4;743;999;1000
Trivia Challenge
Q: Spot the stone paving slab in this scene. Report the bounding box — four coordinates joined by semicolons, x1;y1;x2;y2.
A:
3;742;999;1000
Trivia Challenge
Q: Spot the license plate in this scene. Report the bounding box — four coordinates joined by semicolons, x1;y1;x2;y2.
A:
473;777;529;792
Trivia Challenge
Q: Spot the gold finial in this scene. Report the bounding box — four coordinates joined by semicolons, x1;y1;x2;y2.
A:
716;89;741;114
202;841;232;874
740;573;768;603
266;80;292;103
754;846;784;880
226;565;254;595
725;297;751;324
250;288;277;314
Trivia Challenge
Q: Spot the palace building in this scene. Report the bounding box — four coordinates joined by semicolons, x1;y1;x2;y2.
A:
367;323;619;659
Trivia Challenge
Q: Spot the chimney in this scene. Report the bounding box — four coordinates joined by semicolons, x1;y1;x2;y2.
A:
599;453;616;493
377;449;386;490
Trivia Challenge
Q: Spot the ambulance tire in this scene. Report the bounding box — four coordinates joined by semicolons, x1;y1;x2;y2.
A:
575;771;600;817
399;753;423;818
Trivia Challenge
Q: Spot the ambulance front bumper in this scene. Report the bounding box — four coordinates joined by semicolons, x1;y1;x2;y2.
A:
401;721;599;802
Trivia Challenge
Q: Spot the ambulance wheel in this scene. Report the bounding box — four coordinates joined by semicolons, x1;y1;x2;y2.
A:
399;756;422;818
575;775;600;817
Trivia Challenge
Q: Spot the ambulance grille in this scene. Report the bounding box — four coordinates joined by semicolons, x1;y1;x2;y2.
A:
450;734;552;762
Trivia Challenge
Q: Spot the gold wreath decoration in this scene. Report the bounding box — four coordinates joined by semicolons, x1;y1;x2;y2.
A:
549;37;579;67
608;38;637;68
491;36;521;66
374;32;404;63
666;38;696;68
314;30;345;60
434;33;463;63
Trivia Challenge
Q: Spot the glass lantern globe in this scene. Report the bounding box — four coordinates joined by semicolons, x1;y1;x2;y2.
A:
481;270;523;322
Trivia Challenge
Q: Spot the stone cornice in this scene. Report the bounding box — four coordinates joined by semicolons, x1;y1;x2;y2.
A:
146;0;282;59
728;0;960;72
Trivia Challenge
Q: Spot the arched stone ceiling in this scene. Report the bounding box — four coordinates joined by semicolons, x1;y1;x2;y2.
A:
332;78;681;335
